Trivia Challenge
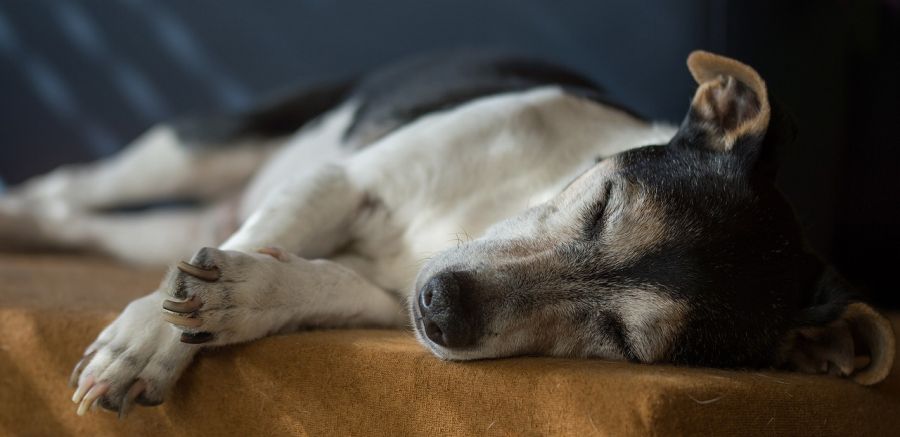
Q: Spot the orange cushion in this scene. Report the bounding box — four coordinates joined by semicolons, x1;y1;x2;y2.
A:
1;253;898;435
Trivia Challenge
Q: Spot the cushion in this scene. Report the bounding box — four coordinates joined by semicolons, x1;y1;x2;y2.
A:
1;253;898;435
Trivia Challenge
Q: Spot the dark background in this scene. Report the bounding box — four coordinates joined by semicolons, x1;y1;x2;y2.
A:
0;0;897;308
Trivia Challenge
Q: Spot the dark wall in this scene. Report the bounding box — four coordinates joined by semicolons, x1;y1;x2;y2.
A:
0;0;897;307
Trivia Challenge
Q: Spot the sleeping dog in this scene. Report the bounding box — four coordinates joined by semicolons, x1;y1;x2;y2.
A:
0;49;894;418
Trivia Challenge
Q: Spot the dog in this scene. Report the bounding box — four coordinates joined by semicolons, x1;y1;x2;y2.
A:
0;49;894;418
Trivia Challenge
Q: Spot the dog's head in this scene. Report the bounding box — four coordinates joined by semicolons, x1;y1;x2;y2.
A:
411;51;895;384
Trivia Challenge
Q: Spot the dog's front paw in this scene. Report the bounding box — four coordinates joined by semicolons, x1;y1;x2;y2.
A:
161;246;292;346
70;292;197;418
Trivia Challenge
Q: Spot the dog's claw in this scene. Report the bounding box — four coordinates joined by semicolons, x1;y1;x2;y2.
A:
163;296;203;328
118;380;147;420
177;261;220;282
69;351;96;388
77;382;109;416
72;374;94;404
163;312;203;328
162;295;202;313
180;331;214;344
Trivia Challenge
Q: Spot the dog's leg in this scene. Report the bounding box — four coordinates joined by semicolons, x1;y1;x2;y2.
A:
165;246;405;344
70;162;398;414
166;163;403;343
70;247;403;416
1;124;275;213
0;125;275;253
5;202;236;264
220;163;366;258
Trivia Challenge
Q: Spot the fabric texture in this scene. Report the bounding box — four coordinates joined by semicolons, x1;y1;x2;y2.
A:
1;253;898;436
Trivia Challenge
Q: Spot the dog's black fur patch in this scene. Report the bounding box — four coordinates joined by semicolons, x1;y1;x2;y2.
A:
171;49;639;149
342;49;639;147
171;80;356;147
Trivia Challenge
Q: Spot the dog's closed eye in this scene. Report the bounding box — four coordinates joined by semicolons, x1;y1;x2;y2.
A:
584;182;614;238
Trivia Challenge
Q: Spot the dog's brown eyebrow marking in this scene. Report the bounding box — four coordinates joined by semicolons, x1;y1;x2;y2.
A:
596;180;669;268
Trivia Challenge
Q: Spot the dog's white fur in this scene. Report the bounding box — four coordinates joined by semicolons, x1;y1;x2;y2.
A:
2;86;677;414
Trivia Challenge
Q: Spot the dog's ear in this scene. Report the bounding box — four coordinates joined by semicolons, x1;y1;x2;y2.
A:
672;51;786;173
777;269;896;385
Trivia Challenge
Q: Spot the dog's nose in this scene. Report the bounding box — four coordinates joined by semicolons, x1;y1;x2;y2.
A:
417;272;476;348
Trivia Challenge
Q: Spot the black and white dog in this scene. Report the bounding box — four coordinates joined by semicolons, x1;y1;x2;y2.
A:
0;49;894;418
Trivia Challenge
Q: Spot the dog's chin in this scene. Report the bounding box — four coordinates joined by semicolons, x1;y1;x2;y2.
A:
413;336;493;361
411;325;516;362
